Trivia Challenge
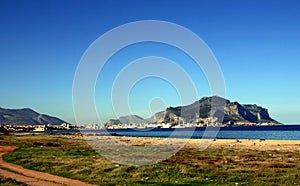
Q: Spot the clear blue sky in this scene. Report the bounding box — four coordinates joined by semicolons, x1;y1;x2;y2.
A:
0;0;299;124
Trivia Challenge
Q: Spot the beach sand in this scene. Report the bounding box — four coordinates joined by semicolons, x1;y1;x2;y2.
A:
107;136;300;151
190;138;300;151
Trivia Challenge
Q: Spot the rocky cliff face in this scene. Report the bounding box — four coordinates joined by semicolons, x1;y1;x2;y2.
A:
223;102;275;123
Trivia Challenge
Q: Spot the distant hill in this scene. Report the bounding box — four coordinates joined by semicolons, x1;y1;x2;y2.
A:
119;115;149;124
149;96;279;124
108;96;279;125
0;107;67;125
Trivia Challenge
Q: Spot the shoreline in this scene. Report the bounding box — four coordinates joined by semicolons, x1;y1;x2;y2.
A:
4;131;300;141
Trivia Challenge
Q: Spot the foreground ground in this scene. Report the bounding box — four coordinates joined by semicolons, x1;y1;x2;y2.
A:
0;146;96;186
0;134;299;185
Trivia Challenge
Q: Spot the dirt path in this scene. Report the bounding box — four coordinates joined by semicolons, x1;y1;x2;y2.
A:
0;146;96;186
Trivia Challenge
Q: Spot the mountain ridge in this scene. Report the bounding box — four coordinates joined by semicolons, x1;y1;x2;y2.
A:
0;107;67;125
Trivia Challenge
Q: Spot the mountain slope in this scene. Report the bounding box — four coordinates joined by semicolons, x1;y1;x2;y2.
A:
0;107;67;125
119;115;149;124
149;96;279;124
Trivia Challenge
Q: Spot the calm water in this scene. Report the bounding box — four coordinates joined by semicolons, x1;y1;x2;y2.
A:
73;125;300;140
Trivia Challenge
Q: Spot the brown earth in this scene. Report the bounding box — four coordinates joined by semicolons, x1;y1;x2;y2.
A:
0;146;96;186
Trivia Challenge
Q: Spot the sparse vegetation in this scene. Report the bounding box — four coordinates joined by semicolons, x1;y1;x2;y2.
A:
1;134;300;185
0;176;26;186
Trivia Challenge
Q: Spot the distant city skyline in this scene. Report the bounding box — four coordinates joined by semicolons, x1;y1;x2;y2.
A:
0;0;300;124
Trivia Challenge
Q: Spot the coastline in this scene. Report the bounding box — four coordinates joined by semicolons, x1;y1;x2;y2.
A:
7;127;300;140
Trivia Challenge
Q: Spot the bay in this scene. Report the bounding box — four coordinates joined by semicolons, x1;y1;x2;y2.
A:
58;125;300;140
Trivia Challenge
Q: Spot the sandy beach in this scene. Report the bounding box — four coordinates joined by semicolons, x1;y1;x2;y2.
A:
191;138;300;151
106;136;300;151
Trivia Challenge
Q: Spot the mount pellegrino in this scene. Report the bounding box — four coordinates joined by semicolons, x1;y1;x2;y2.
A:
108;96;280;125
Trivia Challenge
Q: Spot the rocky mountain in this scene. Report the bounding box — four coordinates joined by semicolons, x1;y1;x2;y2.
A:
0;107;67;125
149;96;279;124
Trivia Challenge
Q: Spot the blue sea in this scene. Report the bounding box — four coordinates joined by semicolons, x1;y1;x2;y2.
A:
47;125;300;140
